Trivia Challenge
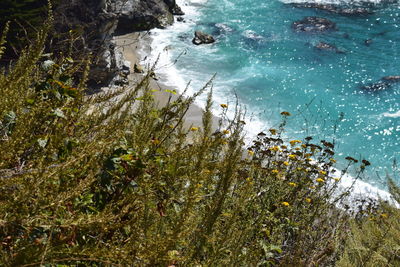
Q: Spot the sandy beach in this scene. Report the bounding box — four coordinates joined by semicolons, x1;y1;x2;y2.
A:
114;32;219;130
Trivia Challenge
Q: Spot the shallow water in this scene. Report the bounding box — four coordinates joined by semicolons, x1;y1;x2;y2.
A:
148;0;400;188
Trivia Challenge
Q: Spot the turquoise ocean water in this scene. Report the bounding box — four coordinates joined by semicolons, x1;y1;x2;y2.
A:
147;0;400;190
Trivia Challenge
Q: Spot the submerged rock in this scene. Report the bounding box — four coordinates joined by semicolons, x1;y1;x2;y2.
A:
314;42;345;54
291;3;373;16
381;76;400;82
292;17;336;33
192;31;215;45
361;75;400;91
360;82;391;91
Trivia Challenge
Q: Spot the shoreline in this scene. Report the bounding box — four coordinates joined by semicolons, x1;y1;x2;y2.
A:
112;3;398;208
114;31;219;131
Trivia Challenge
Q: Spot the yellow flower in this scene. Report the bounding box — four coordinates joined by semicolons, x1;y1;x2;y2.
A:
220;103;228;108
301;144;307;148
269;128;277;135
316;178;325;183
281;145;287;149
222;129;230;135
288;182;297;187
305;198;312;203
289;140;301;146
190;127;199;131
333;177;340;182
288;154;296;159
330;158;337;163
248;150;254;156
283;161;289;166
271;169;279;174
151;139;161;145
380;213;388;218
281;201;290;207
319;170;327;175
271;146;279;152
221;139;228;145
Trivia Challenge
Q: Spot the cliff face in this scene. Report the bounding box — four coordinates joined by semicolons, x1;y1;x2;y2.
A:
52;0;182;86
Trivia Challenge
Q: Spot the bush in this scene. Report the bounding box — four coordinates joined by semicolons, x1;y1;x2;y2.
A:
0;19;399;267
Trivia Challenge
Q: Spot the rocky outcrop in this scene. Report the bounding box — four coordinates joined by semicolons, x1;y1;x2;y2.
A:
53;0;183;86
291;3;373;16
192;31;215;45
292;17;336;33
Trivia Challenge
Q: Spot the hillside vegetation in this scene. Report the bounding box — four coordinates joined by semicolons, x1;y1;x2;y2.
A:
0;16;400;267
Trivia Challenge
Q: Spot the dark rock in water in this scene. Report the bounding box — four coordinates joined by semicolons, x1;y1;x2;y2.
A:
360;75;400;91
171;5;185;15
192;31;215;45
291;3;373;16
381;76;400;82
177;16;185;22
164;0;185;15
292;17;336;33
314;42;345;54
360;82;391;91
364;39;373;46
343;33;350;39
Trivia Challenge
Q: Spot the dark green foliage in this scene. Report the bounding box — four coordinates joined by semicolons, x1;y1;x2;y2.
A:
0;0;48;56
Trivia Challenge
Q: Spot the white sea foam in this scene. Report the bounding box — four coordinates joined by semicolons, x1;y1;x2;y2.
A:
383;110;400;117
143;0;398;209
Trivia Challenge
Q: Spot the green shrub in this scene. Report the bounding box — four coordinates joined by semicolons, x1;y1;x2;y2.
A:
0;19;397;267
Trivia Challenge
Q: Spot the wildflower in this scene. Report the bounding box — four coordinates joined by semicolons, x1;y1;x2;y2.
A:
222;129;230;135
196;183;202;188
297;167;303;171
271;169;279;174
283;161;289;166
330;158;337;163
380;213;388;218
305;198;312;203
281;111;291;116
362;159;371;166
288;154;296;159
333;177;340;182
221;139;228;145
271;146;279;152
319;170;327;176
151;139;161;145
288;182;297;187
269;128;277;135
301;144;307;148
220;103;228;108
281;201;290;207
289;140;301;146
248;150;254;156
190;127;199;131
295;147;301;151
316;178;325;183
281;145;287;149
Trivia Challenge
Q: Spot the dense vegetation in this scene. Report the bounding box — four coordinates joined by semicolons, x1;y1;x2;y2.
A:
0;16;400;266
